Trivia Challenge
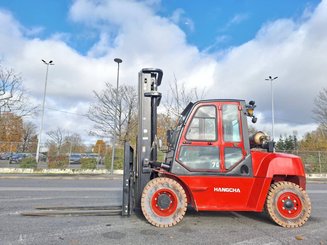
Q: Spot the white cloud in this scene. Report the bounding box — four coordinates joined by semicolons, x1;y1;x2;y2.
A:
223;13;249;31
0;0;327;144
210;1;327;131
170;8;195;32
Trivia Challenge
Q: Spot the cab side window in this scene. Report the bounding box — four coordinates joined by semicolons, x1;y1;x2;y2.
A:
222;104;241;142
186;106;217;141
224;147;243;169
178;146;220;171
222;104;243;170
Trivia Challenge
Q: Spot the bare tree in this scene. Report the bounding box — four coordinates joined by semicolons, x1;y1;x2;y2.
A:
88;77;203;146
120;86;138;142
21;121;37;152
88;83;137;144
63;133;86;153
46;128;65;155
0;63;36;117
313;87;327;130
164;74;206;119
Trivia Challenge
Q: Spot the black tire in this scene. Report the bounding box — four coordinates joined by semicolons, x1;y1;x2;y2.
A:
141;177;187;228
265;181;311;228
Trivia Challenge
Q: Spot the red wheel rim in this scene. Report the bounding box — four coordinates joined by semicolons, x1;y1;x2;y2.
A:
277;192;302;218
151;188;178;217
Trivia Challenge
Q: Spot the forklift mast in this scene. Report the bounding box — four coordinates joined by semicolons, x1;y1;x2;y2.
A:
134;68;163;211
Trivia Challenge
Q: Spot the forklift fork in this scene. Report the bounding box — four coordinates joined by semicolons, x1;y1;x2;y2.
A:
122;142;134;216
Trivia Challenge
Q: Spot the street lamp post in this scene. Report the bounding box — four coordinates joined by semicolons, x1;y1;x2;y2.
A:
265;76;278;141
36;60;54;164
111;58;122;174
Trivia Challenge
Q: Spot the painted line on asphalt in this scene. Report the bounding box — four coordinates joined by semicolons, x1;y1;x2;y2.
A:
0;187;121;191
0;196;114;202
308;190;327;194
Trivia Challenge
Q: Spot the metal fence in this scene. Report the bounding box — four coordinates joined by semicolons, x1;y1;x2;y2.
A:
0;147;326;173
282;150;327;174
0;140;124;171
0;151;124;171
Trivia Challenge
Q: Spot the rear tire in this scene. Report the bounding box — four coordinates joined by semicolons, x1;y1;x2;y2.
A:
265;181;311;228
141;177;187;227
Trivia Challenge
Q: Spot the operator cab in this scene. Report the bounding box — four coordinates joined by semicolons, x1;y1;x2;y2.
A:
166;100;256;176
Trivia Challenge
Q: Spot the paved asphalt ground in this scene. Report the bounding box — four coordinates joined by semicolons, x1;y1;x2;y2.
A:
0;175;326;245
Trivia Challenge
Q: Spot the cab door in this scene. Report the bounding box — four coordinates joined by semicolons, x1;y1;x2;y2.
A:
220;102;247;172
176;103;220;172
175;101;255;211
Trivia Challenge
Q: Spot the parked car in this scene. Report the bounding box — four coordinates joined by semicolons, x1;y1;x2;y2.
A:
31;153;47;162
83;153;102;164
9;153;32;164
0;152;12;160
38;153;47;162
83;153;98;159
69;153;82;164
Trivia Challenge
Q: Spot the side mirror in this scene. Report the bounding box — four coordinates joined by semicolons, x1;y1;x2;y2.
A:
166;130;172;147
246;100;257;124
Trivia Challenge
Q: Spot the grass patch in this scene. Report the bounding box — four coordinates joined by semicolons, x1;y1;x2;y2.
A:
20;157;37;169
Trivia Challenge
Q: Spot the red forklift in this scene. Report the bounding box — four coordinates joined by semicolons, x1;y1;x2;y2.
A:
23;68;311;228
122;68;311;228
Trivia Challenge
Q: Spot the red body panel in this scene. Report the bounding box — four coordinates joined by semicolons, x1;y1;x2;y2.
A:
251;150;307;189
165;151;306;212
166;100;307;212
177;175;256;211
174;175;273;212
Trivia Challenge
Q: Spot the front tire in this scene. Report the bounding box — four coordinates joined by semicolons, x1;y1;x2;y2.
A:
141;177;187;227
265;181;311;228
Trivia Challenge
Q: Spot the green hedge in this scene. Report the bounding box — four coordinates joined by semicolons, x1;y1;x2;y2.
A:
20;157;37;169
48;155;69;169
81;158;97;169
104;148;124;170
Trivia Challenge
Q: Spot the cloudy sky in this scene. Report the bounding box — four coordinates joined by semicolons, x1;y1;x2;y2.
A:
0;0;326;145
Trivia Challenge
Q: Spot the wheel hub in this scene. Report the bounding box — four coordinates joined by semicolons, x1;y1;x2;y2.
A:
151;188;178;217
284;199;294;210
157;193;171;210
277;192;302;218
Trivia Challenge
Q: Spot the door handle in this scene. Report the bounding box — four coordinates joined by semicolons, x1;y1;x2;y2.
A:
183;141;192;145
